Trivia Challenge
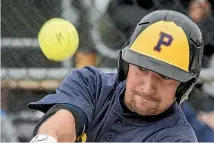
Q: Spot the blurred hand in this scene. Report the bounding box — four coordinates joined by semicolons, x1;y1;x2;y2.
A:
188;0;211;23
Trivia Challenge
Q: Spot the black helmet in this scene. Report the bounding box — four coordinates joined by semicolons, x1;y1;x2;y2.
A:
117;10;204;104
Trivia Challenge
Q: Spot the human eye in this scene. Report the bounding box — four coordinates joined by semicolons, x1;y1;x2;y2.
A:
159;74;171;80
139;67;148;72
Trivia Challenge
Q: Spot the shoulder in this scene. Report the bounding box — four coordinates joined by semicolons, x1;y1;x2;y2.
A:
67;66;103;78
70;66;118;87
156;105;197;142
67;66;117;82
157;123;197;142
65;66;119;96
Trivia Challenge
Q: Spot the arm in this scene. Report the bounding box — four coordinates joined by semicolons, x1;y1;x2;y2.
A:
36;109;76;142
30;104;87;143
29;67;99;142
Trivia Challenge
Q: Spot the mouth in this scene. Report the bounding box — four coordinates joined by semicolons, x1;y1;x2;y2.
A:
132;90;158;102
138;94;157;102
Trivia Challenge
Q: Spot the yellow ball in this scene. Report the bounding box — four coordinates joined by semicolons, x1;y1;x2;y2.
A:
38;18;79;61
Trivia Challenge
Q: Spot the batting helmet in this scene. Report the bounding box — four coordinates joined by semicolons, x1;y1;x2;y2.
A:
117;10;204;104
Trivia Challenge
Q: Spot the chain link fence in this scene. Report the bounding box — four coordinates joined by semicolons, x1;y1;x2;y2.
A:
1;0;214;142
2;0;214;87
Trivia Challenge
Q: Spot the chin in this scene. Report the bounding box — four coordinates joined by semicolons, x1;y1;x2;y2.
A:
137;108;160;116
130;99;160;116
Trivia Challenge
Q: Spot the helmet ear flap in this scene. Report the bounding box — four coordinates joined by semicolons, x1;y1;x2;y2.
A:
117;37;131;82
117;49;129;82
176;78;197;104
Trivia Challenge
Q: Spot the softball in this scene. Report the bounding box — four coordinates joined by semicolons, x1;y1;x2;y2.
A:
38;18;79;61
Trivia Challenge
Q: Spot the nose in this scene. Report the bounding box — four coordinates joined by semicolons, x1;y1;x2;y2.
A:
140;71;156;94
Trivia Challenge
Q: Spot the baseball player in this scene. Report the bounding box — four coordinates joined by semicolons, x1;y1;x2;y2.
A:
29;10;204;142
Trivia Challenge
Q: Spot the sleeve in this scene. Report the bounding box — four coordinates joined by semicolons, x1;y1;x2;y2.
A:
155;125;198;142
28;66;99;131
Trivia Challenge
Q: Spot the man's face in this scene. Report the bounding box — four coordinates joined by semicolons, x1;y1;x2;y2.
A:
124;64;181;116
